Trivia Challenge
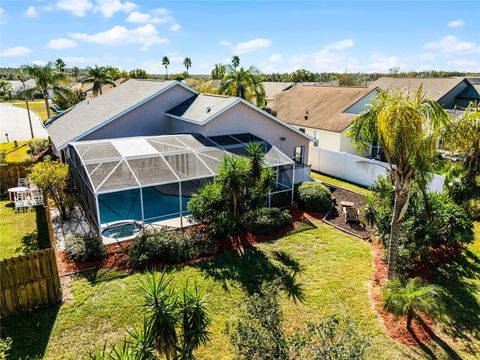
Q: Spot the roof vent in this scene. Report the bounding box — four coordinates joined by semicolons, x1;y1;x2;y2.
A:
206;106;211;113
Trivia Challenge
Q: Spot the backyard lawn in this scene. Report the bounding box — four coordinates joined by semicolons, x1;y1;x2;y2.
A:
13;101;49;122
4;221;479;359
311;171;371;196
0;199;50;260
0;140;31;163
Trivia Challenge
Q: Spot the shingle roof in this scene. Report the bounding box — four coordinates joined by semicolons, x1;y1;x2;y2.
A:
166;93;238;123
268;85;374;132
262;82;294;100
46;79;184;149
368;77;466;101
72;78;127;98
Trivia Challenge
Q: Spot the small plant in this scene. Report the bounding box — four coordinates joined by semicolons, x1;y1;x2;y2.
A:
0;337;12;360
27;139;50;157
297;182;332;213
382;277;444;330
65;234;105;262
241;207;292;235
0;150;6;164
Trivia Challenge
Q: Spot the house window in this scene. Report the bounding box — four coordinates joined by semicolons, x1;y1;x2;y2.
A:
299;128;306;133
293;146;304;164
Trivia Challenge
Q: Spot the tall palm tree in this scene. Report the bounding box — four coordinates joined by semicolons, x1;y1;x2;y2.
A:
162;56;170;80
382;277;443;330
17;67;36;138
348;88;449;279
71;66;80;81
82;65;116;97
219;65;266;107
55;58;66;73
231;55;240;69
183;57;192;76
211;64;226;80
246;141;266;183
25;62;65;119
217;156;250;217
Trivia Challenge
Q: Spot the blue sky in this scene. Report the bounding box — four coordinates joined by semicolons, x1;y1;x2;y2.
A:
1;1;479;74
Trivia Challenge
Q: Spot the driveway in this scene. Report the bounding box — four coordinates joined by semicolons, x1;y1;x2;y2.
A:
0;102;48;142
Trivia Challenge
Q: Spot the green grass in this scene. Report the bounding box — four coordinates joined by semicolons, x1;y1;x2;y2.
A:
311;171;372;196
0;140;31;163
0;200;50;260
13;101;50;122
3;223;479;359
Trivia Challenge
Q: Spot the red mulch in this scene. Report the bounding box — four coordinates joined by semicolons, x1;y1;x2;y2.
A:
369;238;437;346
410;243;462;278
56;208;324;276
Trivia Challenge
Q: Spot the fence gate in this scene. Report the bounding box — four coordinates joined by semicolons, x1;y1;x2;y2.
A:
0;248;62;316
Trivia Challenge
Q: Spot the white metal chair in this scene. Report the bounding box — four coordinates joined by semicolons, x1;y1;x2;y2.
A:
17;178;28;187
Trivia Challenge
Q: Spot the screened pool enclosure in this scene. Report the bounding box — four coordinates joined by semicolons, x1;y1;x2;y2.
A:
66;133;300;236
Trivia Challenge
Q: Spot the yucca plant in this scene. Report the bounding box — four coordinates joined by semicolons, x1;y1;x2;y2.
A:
382;277;444;330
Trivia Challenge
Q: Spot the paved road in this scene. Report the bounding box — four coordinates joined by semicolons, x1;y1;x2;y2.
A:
0;102;48;142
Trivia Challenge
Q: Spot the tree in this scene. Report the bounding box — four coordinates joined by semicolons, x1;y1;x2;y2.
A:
211;64;226;80
162;56;170;80
348;88;449;279
231;55;240;69
82;65;116;97
71;66;80;81
25;62;65;119
29;160;70;219
219;65;266;107
183;57;192;76
16;67;36;138
105;66;123;81
54;86;86;110
55;58;66;73
129;68;149;79
0;78;12;100
445;104;480;190
382;277;443;330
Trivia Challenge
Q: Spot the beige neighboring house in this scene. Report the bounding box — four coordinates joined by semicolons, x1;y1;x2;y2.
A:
72;78;127;98
262;82;294;103
267;84;378;155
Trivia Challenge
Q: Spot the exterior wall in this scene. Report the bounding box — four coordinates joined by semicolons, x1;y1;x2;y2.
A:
170;102;310;164
339;129;360;154
81;85;194;141
344;90;377;114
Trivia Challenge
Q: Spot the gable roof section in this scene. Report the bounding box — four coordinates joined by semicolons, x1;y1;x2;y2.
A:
267;85;376;132
46;79;196;150
262;82;294;100
368;77;466;101
166;94;315;142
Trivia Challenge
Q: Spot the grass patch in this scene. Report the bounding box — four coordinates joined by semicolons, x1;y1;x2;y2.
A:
13;101;49;122
0;199;50;260
0;140;31;163
311;171;371;196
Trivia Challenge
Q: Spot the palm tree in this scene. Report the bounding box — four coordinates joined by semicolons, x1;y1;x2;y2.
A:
17;67;36;138
348;88;449;279
82;65;116;97
382;277;443;330
246;141;265;183
71;66;80;81
445;104;480;189
162;56;170;80
55;58;66;73
183;57;192;76
231;55;240;69
25;62;65;119
219;65;266;107
211;64;226;80
217;156;250;218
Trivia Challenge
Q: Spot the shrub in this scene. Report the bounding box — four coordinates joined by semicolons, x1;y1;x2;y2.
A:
128;229;216;268
241;207;292;235
0;150;6;164
27;139;50;157
64;234;105;262
297;182;332;213
466;198;480;220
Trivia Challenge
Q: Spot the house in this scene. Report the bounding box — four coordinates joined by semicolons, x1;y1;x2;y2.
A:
8;79;36;96
72;78;127;98
262;82;294;103
267;84;378;155
45;79;313;237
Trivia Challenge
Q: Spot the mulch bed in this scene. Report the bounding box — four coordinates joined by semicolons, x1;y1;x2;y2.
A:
323;185;373;239
369;238;437;346
56;208;324;276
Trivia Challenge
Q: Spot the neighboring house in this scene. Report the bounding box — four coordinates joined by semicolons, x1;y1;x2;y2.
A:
369;77;480;109
72;78;127;98
267;84;378;155
45;79;313;236
9;79;36;95
262;82;294;103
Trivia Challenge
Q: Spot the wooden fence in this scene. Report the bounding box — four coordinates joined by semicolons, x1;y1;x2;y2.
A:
0;249;62;316
0;162;31;193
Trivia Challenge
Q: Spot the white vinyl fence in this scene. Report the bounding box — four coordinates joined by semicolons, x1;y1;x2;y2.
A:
309;146;445;193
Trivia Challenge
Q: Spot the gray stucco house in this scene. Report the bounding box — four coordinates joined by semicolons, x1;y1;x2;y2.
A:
45;79;313;238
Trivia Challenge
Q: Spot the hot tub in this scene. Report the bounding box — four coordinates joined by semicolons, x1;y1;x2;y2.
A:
101;221;142;243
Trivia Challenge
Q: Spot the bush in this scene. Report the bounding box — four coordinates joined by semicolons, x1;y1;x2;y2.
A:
27;139;50;157
241;207;292;235
466;198;480;220
0;150;6;164
297;182;332;213
64;234;105;262
128;228;216;268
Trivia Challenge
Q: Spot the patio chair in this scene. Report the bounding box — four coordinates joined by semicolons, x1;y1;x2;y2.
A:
15;200;28;212
17;178;28;187
343;206;360;224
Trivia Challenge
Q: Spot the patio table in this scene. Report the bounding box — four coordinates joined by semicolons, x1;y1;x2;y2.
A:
7;186;29;201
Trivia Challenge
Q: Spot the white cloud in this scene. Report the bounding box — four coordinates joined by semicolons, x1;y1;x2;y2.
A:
0;7;7;24
46;38;78;49
269;53;282;62
126;11;170;24
220;40;232;47
169;24;181;32
288;54;308;64
448;19;464;28
447;59;480;71
423;35;478;54
57;0;93;16
94;0;137;17
70;24;168;49
199;62;210;70
420;53;436;60
25;6;38;18
368;53;402;72
1;46;32;57
234;38;272;55
325;39;354;51
63;56;96;64
31;60;47;66
153;8;169;16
